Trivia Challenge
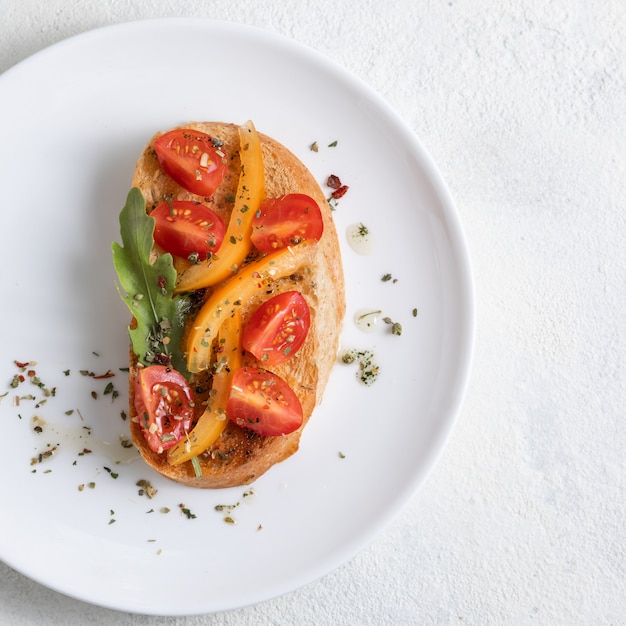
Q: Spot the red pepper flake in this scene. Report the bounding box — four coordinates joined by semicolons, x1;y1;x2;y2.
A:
92;370;115;379
157;275;167;290
331;185;349;200
327;174;342;189
152;353;171;366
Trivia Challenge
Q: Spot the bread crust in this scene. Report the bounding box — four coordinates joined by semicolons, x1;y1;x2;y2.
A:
128;122;345;488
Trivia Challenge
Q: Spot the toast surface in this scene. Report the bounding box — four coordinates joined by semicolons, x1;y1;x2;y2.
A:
128;121;345;488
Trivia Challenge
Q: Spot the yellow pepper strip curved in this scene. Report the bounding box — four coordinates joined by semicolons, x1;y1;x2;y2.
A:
167;309;242;466
175;120;266;293
186;240;317;373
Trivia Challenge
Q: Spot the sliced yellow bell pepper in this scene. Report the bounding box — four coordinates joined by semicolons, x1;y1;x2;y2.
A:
186;240;317;373
167;309;242;466
175;120;266;293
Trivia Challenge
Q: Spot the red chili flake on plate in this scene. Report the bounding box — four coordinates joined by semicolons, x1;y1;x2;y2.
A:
331;185;349;200
92;370;115;379
327;174;342;189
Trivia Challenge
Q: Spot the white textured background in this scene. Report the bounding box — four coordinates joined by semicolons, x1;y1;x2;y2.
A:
1;1;625;624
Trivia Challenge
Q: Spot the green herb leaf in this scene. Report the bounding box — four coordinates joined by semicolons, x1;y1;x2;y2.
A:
112;188;191;375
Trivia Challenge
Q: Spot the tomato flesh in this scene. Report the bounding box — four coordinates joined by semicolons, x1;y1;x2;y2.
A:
151;200;226;260
226;367;303;436
133;365;195;453
250;193;324;252
154;128;228;196
242;291;310;365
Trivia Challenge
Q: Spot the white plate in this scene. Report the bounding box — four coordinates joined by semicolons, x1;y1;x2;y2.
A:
0;19;473;616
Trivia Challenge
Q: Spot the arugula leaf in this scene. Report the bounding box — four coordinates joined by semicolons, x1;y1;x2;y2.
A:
112;188;191;375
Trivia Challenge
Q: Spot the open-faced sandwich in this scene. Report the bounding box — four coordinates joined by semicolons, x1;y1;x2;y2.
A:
112;121;345;488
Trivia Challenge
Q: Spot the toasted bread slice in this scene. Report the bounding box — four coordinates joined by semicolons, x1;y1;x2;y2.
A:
128;122;345;488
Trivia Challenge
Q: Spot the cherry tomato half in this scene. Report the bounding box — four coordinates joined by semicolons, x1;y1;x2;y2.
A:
242;291;310;365
154;128;228;196
133;365;195;453
151;200;226;260
250;193;324;252
226;367;303;436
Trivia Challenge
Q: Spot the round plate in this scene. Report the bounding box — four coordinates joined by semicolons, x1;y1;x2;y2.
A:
0;18;473;615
